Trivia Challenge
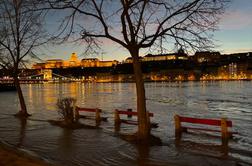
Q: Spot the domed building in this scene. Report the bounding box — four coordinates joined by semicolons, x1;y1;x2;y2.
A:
32;52;118;69
63;52;81;67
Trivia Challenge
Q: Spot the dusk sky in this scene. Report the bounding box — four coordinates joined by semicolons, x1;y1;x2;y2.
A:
42;0;252;62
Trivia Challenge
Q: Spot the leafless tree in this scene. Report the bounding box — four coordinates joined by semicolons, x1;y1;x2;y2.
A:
0;0;48;117
43;0;229;140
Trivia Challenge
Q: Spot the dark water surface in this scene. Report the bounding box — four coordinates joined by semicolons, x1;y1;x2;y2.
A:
0;81;251;166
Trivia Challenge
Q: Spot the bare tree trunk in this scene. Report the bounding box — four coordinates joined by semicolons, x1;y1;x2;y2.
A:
13;70;29;117
131;49;149;140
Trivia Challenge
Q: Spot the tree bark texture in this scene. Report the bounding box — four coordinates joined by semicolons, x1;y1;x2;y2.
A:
13;70;28;116
131;49;150;140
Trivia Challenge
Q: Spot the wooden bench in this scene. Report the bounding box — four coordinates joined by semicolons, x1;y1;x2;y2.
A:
114;109;158;128
75;106;107;121
174;115;237;140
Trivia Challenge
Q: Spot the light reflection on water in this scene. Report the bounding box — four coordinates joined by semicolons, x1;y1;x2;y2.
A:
0;81;251;166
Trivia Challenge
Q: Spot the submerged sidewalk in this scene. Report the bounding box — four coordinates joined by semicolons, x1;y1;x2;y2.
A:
0;141;54;166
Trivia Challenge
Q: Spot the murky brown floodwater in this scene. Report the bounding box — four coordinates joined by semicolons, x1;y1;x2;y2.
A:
0;81;251;166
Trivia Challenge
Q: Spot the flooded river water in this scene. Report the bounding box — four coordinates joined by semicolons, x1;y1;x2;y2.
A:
0;81;251;166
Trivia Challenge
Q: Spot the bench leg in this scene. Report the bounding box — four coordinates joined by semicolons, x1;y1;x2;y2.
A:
127;109;132;118
221;118;229;138
95;109;101;122
174;115;182;138
114;109;121;125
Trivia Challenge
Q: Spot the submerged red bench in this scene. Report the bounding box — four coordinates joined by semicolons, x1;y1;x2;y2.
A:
114;109;158;128
75;106;106;121
174;115;237;139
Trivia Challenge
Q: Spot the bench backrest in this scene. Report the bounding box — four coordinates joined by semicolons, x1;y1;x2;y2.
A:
179;116;232;127
116;110;154;117
76;107;102;113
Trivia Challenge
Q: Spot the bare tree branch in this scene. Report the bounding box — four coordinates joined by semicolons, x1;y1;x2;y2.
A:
0;0;49;115
38;0;230;139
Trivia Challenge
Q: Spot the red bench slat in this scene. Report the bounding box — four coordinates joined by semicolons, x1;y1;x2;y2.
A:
76;107;101;113
117;110;153;117
180;116;232;127
117;110;138;116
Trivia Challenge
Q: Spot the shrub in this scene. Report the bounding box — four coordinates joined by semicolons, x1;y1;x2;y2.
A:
57;97;77;124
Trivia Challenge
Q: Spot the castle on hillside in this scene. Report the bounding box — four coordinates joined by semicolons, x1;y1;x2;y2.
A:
29;51;252;81
32;53;119;69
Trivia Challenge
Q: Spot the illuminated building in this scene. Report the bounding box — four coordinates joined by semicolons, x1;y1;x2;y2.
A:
45;59;63;68
32;63;46;69
194;51;221;63
123;51;188;63
32;53;118;69
81;58;99;67
98;60;118;67
218;62;249;80
143;53;188;62
81;58;118;67
66;52;81;67
28;51;252;82
123;57;143;63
